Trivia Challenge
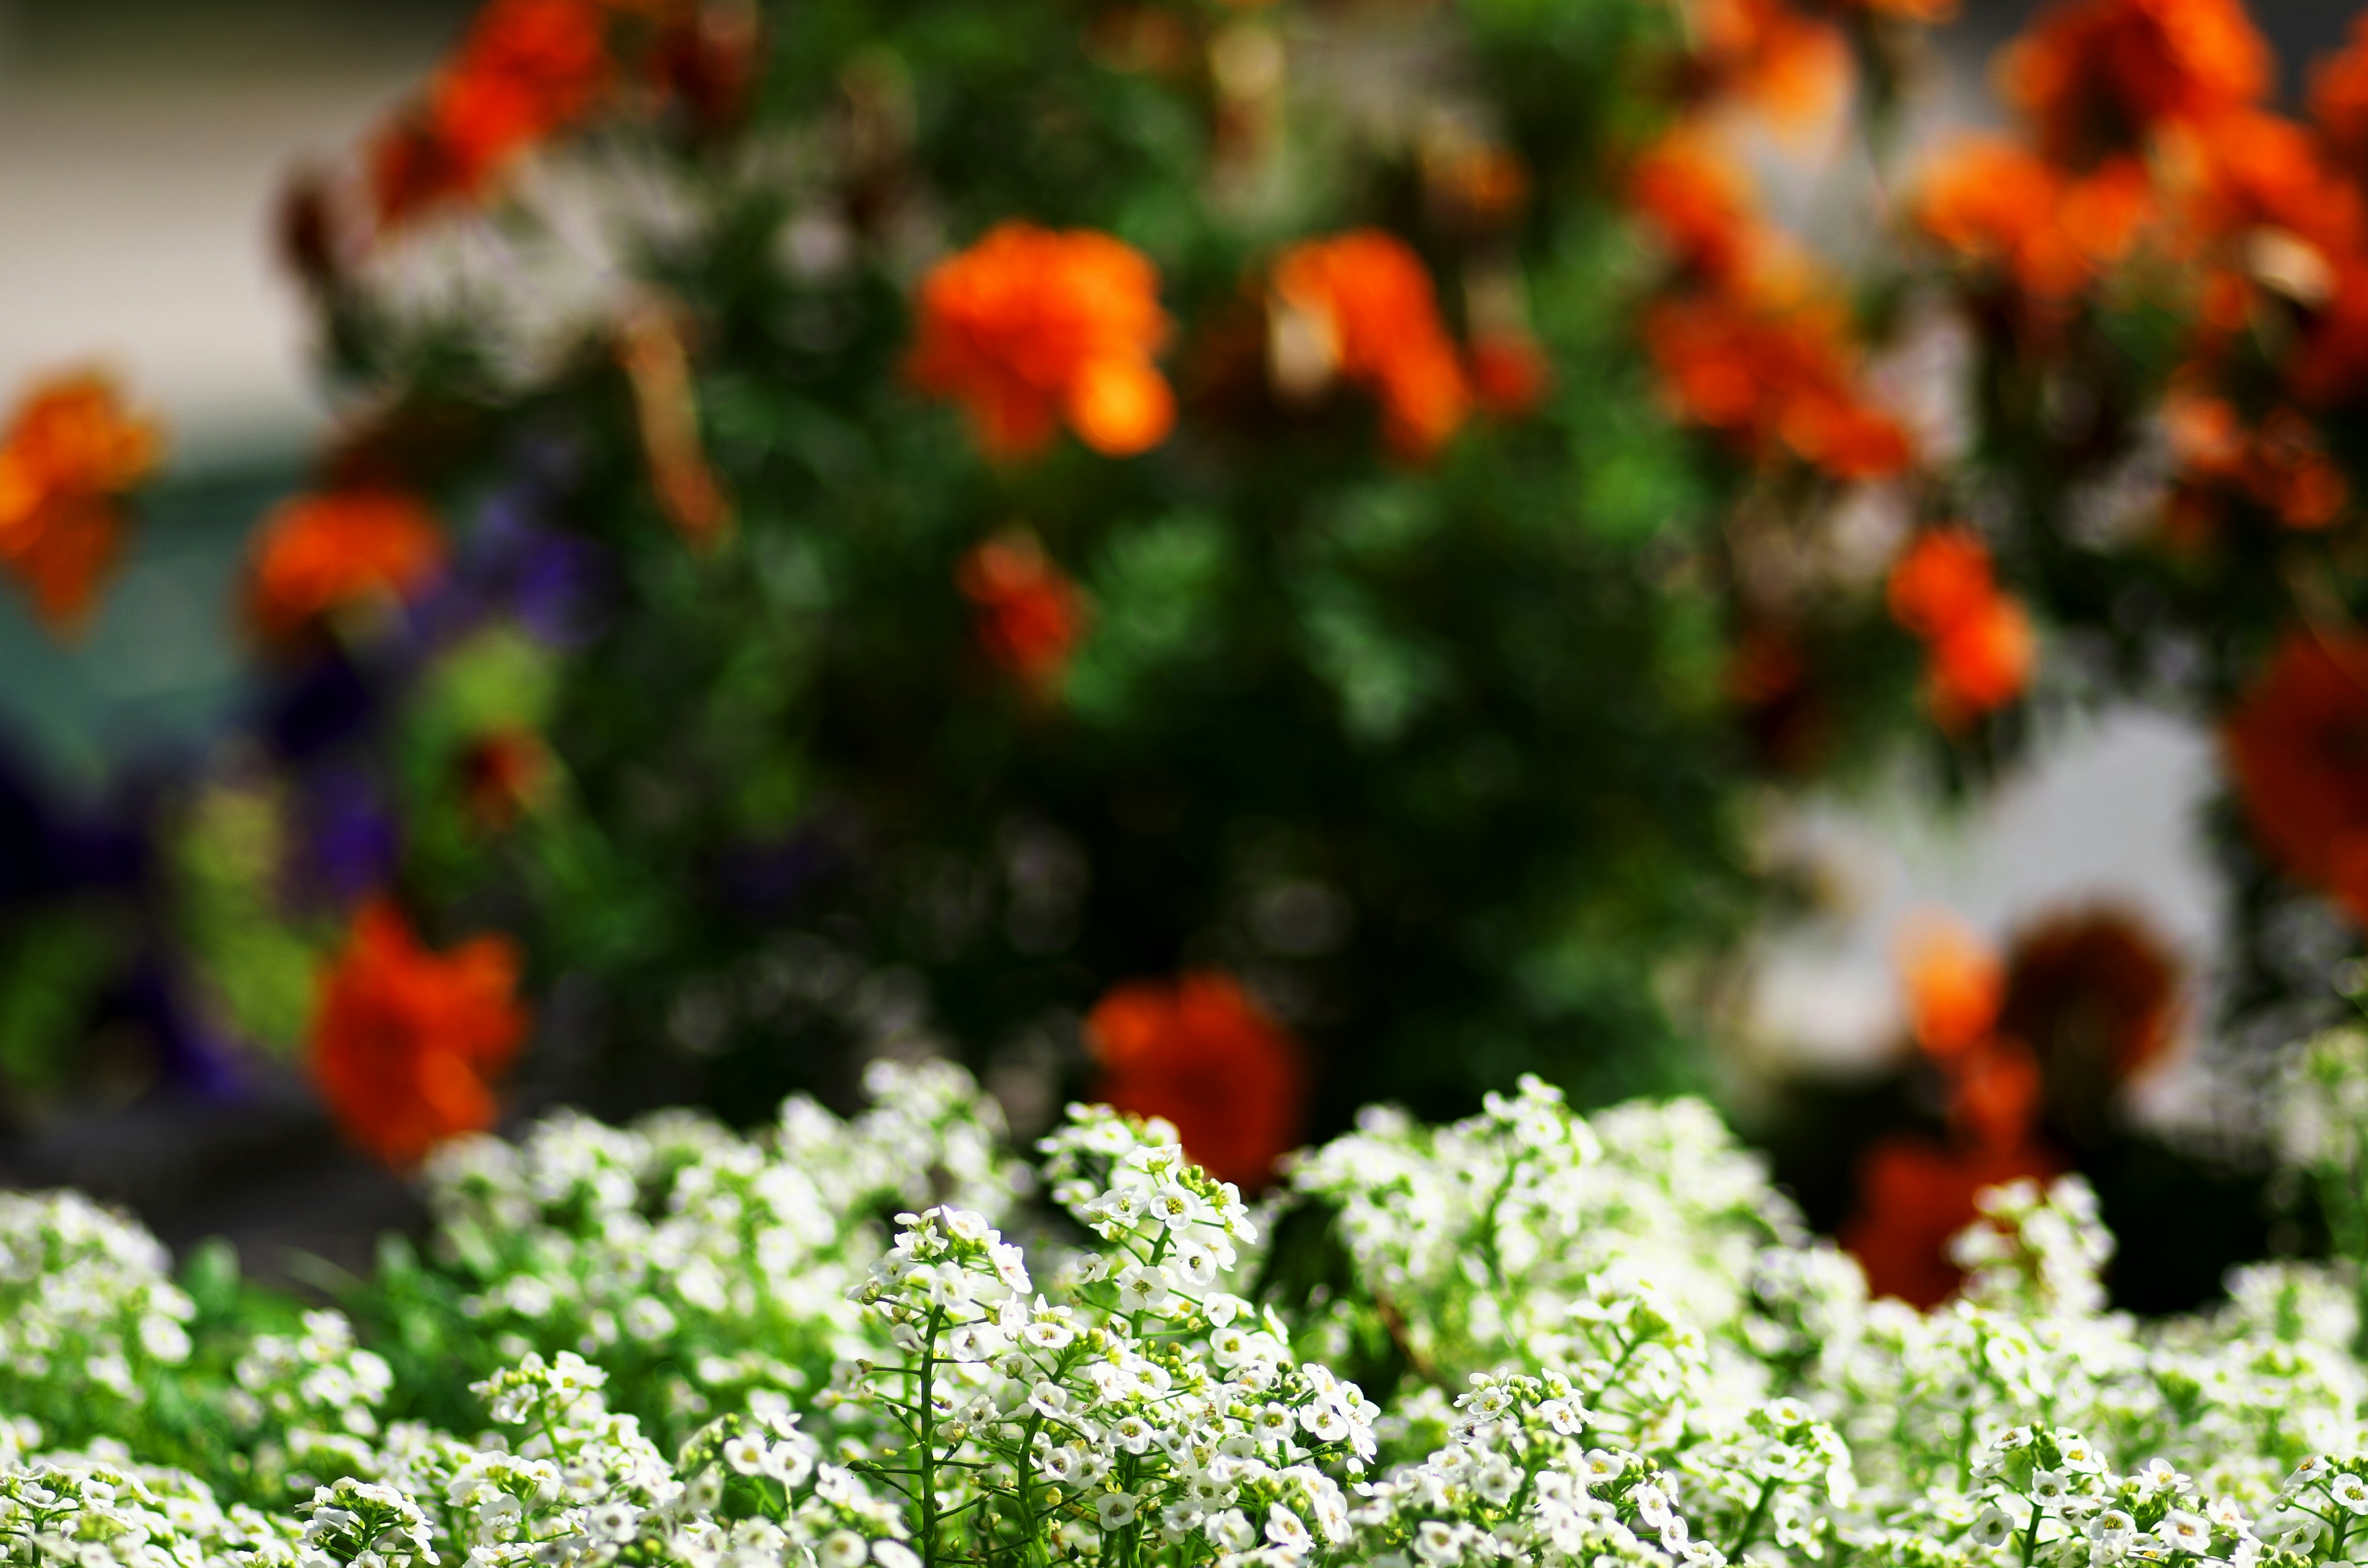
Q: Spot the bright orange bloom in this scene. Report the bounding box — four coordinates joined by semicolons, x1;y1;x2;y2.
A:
248;490;448;644
1915;136;2153;299
1886;529;2034;726
957;532;1090;688
310;900;529;1167
1644;293;1912;479
1841;1136;2061;1307
1886;528;1999;639
1468;332;1553;419
0;372;162;634
1629;131;1762;287
1270;231;1471;459
371;0;616;231
1687;0;1851;131
1087;972;1308;1189
908;223;1175;460
2224;630;2368;926
1897;915;2004;1062
1930;595;2037;725
1999;0;2270;166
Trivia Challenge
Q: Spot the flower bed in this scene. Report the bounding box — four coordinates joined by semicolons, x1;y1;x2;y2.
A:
6;1057;2368;1568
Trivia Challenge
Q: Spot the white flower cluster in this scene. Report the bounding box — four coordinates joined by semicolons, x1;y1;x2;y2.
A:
394;1059;1022;1443
7;1054;2368;1568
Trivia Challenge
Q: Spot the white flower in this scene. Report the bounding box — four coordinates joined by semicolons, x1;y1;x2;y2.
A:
2155;1513;2210;1553
1970;1508;2015;1550
818;1534;866;1568
2332;1474;2368;1516
722;1434;767;1476
1266;1504;1312;1552
1415;1521;1462;1565
873;1542;920;1568
1117;1264;1173;1314
1207;1510;1257;1552
1096;1493;1138;1532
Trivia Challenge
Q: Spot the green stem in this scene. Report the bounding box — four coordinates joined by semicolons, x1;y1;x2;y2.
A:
1726;1479;1778;1562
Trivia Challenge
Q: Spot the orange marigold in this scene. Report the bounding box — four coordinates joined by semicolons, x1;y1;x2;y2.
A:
1687;0;1851;131
956;531;1090;689
1841;1136;2061;1307
1087;972;1307;1189
310;899;529;1167
2224;630;2368;926
1629;130;1763;287
1896;914;2005;1062
248;490;448;644
1886;528;2035;726
1644;293;1912;479
1270;230;1472;460
2000;905;2181;1087
1915;135;2153;299
1999;0;2271;166
371;0;616;232
0;371;162;634
908;222;1176;460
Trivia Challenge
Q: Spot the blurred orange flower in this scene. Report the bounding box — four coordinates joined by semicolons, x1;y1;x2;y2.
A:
249;490;448;644
1468;332;1554;419
1630;131;1763;288
2224;630;2368;926
1915;136;2153;299
1087;972;1307;1189
1270;230;1472;459
958;532;1090;689
1687;0;1851;131
371;0;617;231
908;222;1175;460
1885;528;2034;727
310;899;529;1167
1841;1137;2061;1307
0;372;163;635
2168;387;2351;530
1999;0;2270;166
1897;914;2005;1062
1644;293;1912;480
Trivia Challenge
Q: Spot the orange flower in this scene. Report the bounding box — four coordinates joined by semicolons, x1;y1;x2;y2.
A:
1629;130;1763;287
1643;293;1911;479
2224;630;2368;926
1468;332;1553;419
908;222;1175;459
1897;915;2004;1062
1841;1136;2061;1307
2168;383;2351;530
1999;0;2271;166
1885;528;2034;726
0;372;162;634
371;0;616;231
1687;0;1851;131
310;899;529;1167
1914;136;2153;298
248;490;448;644
957;532;1090;689
1270;231;1471;459
1087;972;1307;1189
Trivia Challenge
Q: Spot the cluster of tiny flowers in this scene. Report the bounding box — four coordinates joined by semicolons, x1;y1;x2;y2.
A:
406;1059;1023;1446
0;1191;195;1419
10;1054;2368;1568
